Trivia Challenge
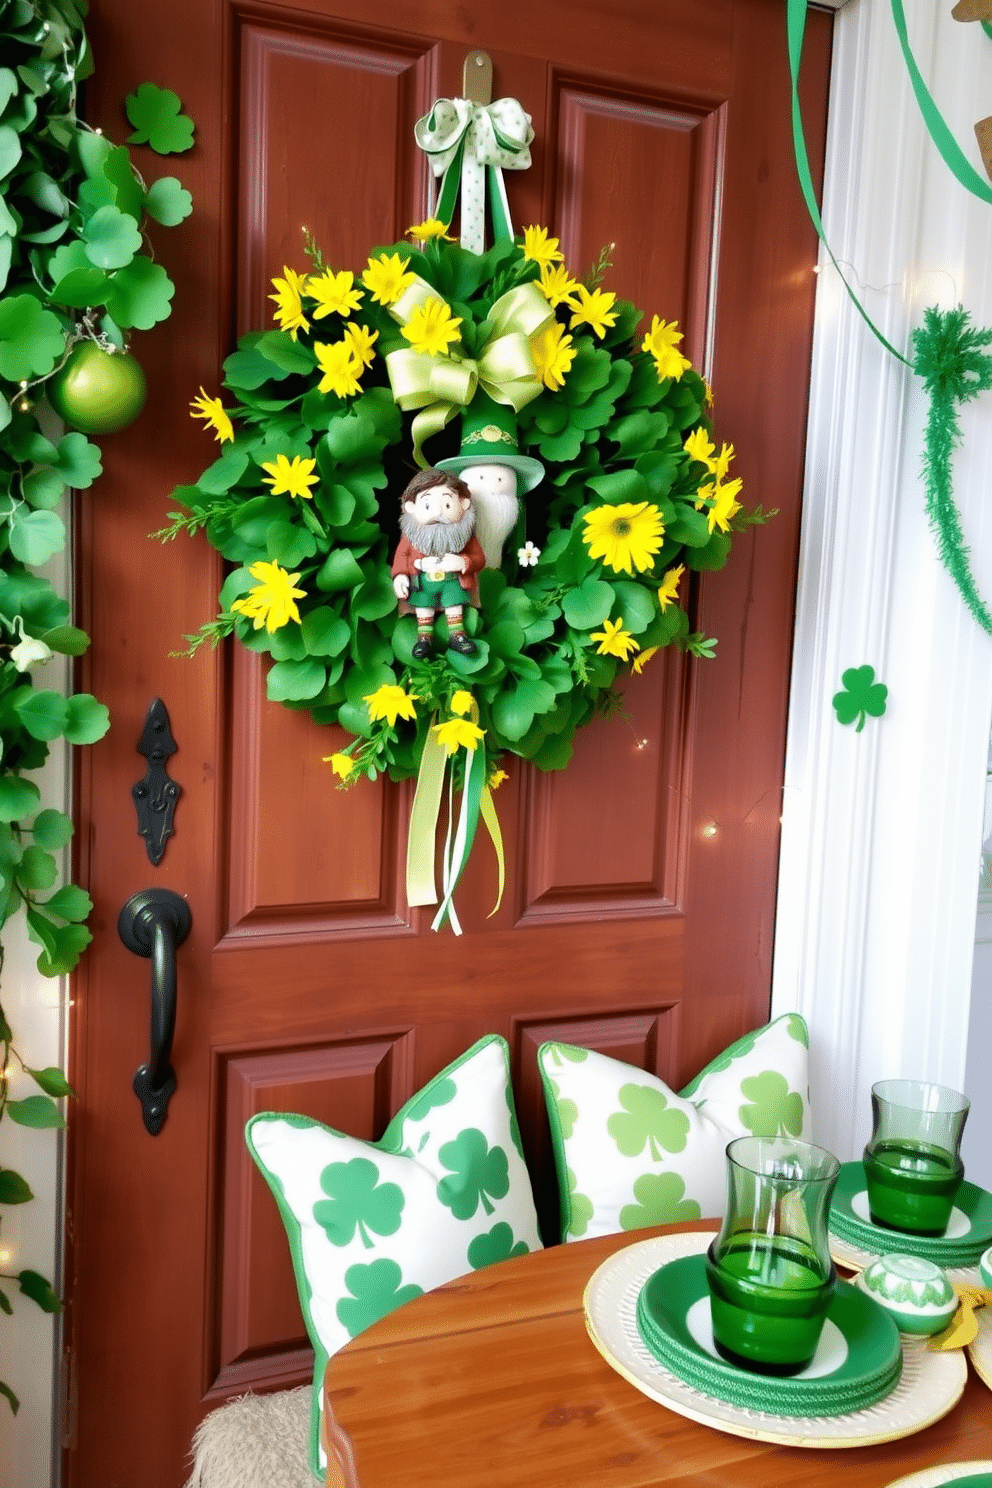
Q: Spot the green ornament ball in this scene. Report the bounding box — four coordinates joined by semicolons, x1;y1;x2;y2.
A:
47;342;147;434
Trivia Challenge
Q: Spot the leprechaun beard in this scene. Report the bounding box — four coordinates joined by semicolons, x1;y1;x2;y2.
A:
399;507;476;557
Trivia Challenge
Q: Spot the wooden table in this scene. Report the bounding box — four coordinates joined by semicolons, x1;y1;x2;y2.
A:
323;1221;992;1488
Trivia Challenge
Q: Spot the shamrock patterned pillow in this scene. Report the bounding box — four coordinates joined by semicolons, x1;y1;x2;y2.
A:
538;1012;810;1243
245;1033;541;1479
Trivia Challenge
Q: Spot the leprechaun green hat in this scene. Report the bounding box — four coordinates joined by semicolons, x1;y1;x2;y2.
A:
435;391;545;492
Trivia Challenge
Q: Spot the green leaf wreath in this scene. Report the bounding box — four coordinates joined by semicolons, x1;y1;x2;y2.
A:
164;220;769;791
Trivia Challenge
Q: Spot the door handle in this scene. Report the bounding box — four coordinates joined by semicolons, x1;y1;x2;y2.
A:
118;888;192;1135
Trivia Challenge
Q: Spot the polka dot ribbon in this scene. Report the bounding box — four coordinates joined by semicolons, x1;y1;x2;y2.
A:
414;96;534;254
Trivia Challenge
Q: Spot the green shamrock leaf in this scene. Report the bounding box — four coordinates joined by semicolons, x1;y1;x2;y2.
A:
103;257;175;330
54;433;102;490
125;83;195;154
405;1075;456;1123
312;1156;404;1249
83;205;143;270
785;1013;808;1047
143;176;193;227
565;1166;594;1238
606;1083;690;1159
436;1129;510;1219
544;1044;588;1066
548;1078;578;1140
466;1222;530;1270
739;1070;804;1138
832;664;888;732
335;1258;423;1338
0;294;65;381
619;1172;702;1231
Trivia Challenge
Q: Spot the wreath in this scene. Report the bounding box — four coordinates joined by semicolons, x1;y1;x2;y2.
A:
163;158;766;924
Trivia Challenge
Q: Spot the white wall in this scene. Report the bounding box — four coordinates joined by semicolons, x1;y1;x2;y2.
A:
7;1;992;1484
773;0;992;1161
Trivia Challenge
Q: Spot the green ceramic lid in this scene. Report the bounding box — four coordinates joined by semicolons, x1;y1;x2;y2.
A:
636;1254;902;1417
830;1162;992;1267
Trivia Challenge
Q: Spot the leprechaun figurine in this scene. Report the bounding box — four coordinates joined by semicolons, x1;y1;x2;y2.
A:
391;468;485;659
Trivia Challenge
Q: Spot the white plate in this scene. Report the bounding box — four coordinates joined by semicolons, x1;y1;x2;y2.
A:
881;1463;992;1488
583;1231;968;1449
968;1304;992;1392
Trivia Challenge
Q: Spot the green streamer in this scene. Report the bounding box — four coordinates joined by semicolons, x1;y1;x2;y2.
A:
788;1;992;637
785;0;911;366
890;0;992;205
911;307;992;636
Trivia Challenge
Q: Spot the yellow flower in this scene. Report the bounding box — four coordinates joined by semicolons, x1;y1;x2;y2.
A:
582;501;665;575
631;646;660;675
230;561;305;633
642;316;691;380
531;321;576;391
269;266;310;340
657;564;685;611
362;252;416;306
488;768;508;790
710;441;735;482
683;427;715;467
521;225;563;268
590;617;640;661
190;388;234;443
704;380;715;409
305;269;363;320
704;477;743;534
450;690;474;717
401;296;462;357
314;339;364;398
261;453;319;501
538;262;580;309
433;716;485;752
567;284;618;339
343;321;378;371
324;751;357;781
407;217;456;242
364;684;418;727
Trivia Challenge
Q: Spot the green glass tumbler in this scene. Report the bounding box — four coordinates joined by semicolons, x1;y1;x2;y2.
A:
705;1137;840;1375
863;1079;969;1236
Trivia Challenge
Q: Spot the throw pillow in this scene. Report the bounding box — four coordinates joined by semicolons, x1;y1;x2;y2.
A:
538;1012;810;1242
245;1033;541;1479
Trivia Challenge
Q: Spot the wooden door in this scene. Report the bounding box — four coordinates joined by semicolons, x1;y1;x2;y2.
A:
64;3;831;1484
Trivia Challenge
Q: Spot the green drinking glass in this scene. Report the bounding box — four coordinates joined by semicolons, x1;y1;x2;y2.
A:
863;1079;969;1236
705;1137;840;1375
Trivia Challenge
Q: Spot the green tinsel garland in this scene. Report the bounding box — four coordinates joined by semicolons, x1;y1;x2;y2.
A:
911;306;992;637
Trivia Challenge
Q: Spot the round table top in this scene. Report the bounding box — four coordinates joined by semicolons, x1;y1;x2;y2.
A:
323;1220;992;1488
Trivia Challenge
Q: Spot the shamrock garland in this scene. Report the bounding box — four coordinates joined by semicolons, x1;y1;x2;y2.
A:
165;222;767;801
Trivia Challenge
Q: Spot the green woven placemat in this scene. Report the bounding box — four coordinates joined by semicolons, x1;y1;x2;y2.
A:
830;1162;992;1268
636;1255;902;1417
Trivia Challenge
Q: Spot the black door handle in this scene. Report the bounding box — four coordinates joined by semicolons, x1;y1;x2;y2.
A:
118;889;192;1135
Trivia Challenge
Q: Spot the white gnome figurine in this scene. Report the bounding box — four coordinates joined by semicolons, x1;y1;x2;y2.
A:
459;462;520;570
436;393;544;570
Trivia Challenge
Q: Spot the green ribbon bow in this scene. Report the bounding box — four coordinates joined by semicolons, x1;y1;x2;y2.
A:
414;96;534;253
385;278;553;467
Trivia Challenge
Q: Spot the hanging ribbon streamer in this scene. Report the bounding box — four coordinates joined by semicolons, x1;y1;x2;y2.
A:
889;0;992;205
785;0;911;366
385;279;553;466
406;709;507;934
414;96;534;253
788;0;992;638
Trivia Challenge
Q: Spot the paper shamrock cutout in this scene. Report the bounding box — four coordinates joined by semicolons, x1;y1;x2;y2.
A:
125;83;195;155
832;665;888;731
